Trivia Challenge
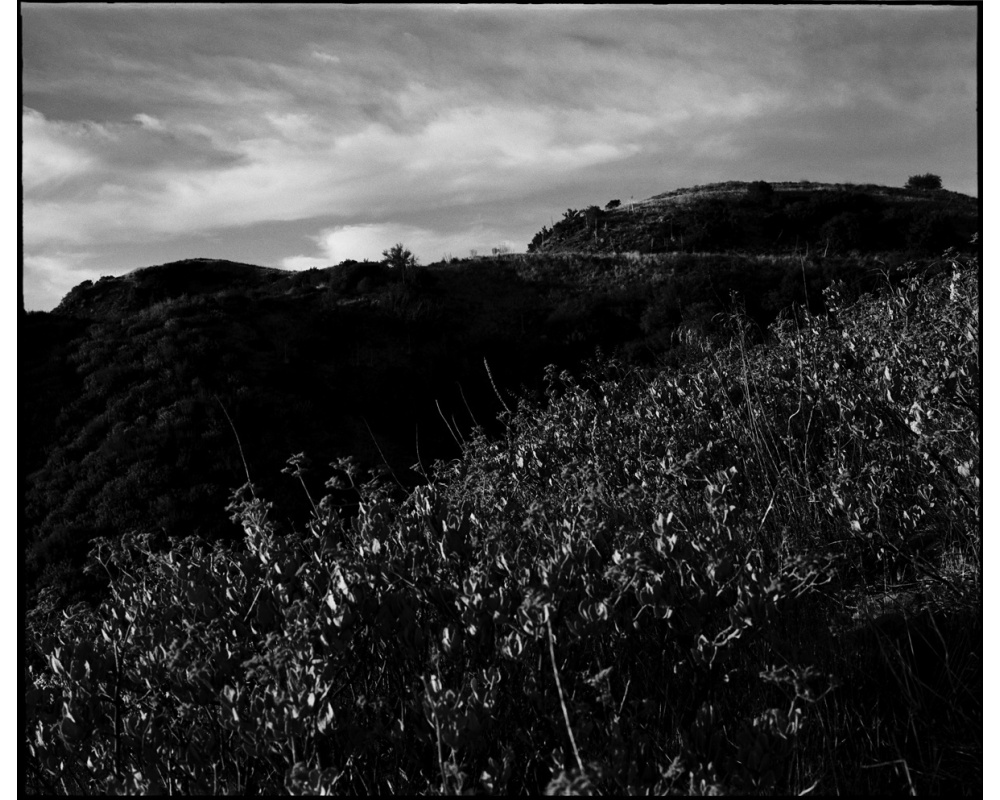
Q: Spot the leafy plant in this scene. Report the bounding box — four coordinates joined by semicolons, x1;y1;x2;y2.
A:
382;243;418;284
26;249;980;794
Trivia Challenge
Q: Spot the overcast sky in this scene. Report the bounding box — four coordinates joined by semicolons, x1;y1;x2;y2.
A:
21;3;979;311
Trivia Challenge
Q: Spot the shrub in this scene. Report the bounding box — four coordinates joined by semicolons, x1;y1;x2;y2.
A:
26;251;980;794
382;243;418;284
906;173;943;191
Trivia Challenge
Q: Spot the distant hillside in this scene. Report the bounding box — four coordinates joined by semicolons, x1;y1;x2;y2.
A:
54;259;288;320
528;180;979;256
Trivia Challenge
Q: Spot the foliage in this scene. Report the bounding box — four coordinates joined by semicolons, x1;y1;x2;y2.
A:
526;225;550;253
906;173;943;191
26;250;980;794
747;181;774;203
382;243;419;284
23;243;973;611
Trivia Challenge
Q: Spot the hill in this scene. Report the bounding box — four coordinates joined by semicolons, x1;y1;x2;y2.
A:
25;244;981;795
23;181;979;610
53;258;289;320
527;180;979;256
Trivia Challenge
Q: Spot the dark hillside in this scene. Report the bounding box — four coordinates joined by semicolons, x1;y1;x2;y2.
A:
21;313;90;476
25;246;981;795
23;182;979;611
54;259;288;320
529;180;979;257
26;256;664;604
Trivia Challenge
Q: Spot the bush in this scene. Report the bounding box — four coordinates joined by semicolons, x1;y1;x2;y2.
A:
26;252;980;794
906;173;943;191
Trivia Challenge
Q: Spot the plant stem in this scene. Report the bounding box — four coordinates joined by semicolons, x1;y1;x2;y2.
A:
546;609;584;774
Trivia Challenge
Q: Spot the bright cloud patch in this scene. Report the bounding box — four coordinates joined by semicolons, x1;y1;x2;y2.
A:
311;50;341;64
23;251;102;311
22;109;97;191
133;113;165;131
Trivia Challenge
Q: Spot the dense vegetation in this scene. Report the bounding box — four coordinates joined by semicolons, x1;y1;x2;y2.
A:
22;180;980;793
25;246;980;794
27;244;973;608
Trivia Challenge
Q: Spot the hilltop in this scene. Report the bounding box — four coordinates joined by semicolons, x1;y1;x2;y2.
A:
528;180;979;256
53;259;288;320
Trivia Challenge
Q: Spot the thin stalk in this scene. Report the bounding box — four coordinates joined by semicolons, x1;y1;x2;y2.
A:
215;395;255;498
545;610;585;774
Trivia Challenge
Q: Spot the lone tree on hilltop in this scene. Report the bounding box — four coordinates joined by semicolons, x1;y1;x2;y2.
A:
906;173;943;191
382;242;418;283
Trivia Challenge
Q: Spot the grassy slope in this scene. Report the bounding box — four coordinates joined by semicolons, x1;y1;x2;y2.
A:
530;180;979;257
25;249;980;794
26;246;913;606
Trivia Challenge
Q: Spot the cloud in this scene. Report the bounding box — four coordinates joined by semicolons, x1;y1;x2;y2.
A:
22;107;244;193
19;4;978;311
21;108;97;191
23;92;647;250
133;113;165;131
23;251;102;311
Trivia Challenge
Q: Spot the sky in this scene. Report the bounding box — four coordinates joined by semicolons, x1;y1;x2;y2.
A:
20;3;980;311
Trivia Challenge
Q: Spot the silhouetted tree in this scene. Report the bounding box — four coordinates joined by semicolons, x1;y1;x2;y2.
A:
906;173;943;191
528;225;551;253
382;242;418;284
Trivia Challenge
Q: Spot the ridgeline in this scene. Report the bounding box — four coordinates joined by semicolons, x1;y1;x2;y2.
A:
527;179;978;256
